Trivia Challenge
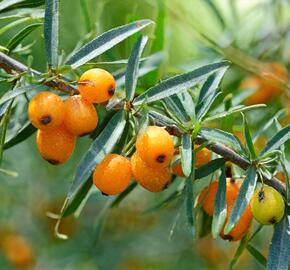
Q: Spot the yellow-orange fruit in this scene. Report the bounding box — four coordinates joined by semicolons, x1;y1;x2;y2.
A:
1;233;34;268
172;162;184;177
275;171;286;183
136;126;174;169
240;63;288;105
195;145;212;168
28;91;64;130
198;179;253;241
131;152;172;192
63;95;98;136
93;154;132;195
78;68;116;103
36;124;76;165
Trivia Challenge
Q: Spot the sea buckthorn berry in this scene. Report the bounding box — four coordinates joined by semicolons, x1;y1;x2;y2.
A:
240;63;288;105
63;95;98;136
36;124;76;165
78;68;116;103
136;126;174;169
250;185;285;225
195;145;212;168
172;162;184;177
131;152;172;192
93;154;132;195
28;91;64;130
198;178;253;241
1;233;34;268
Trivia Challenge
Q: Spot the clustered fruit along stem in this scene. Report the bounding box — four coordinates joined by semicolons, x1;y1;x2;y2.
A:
0;52;288;201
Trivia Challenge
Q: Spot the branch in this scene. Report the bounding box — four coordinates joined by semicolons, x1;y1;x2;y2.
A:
0;52;77;94
0;52;288;201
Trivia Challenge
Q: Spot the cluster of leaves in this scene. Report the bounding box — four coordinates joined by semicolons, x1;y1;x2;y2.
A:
0;1;289;269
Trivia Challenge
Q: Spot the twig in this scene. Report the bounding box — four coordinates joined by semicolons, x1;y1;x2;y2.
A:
0;52;287;201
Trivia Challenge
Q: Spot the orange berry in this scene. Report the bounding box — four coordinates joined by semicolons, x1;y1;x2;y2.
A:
1;233;34;268
220;201;253;241
36;124;76;165
136;126;174;169
240;63;288;105
172;162;185;177
63;95;98;136
93;154;132;195
131;152;172;192
78;68;116;103
275;171;286;183
195;145;212;168
28;91;64;130
198;178;253;241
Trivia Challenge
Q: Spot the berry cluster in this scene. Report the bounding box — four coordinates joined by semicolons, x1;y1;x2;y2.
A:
28;68;115;165
199;179;285;241
93;126;212;195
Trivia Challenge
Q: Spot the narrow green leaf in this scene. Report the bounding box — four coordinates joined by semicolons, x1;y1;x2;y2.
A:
224;167;257;234
0;84;45;106
148;109;177;127
6;22;42;51
163;92;194;124
185;168;195;236
260;125;290;156
0;0;44;12
196;68;228;117
4;122;36;150
79;0;91;32
125;35;148;101
0;101;11;118
63;177;93;217
110;181;138;208
44;0;59;66
0;101;13;163
204;0;226;29
195;158;225;179
243;114;257;159
212;166;227;238
246;244;267;267
199;128;247;156
197;90;221;120
181;133;192;177
66;20;153;69
133;61;230;106
228;236;248;270
0;17;31;36
267;216;290;270
204;104;266;122
253;109;287;142
68;110;126;199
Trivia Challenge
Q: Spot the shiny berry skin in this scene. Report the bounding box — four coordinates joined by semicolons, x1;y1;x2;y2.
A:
93;154;132;195
63;95;98;136
36;124;76;165
131;152;172;192
136;126;174;169
78;68;116;103
28;92;64;130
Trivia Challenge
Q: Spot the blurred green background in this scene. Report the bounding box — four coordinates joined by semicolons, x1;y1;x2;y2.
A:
0;0;289;269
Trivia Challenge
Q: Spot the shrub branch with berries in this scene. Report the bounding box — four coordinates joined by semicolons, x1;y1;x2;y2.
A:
0;1;289;269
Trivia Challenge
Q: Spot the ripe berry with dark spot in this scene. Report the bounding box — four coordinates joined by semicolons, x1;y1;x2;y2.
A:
78;68;116;103
136;126;174;169
28;92;64;130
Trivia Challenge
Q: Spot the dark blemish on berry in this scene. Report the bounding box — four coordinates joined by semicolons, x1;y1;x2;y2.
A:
156;154;166;163
101;192;109;196
223;234;233;241
40;115;52;125
46;159;60;165
258;191;265;202
269;217;277;224
108;85;115;96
